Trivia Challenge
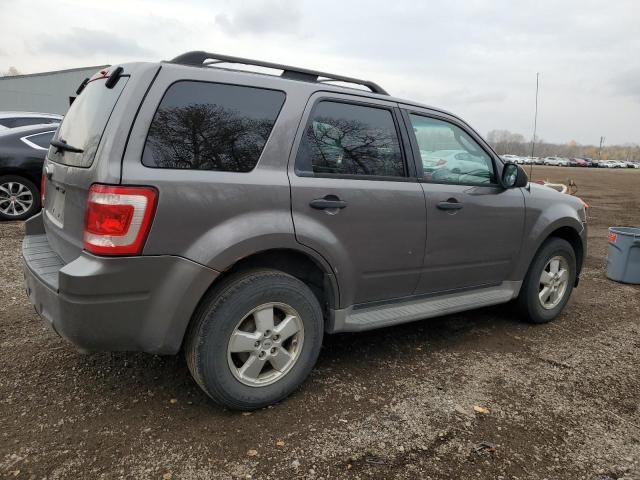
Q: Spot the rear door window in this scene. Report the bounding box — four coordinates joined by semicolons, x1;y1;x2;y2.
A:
51;76;129;168
295;101;406;178
142;81;285;172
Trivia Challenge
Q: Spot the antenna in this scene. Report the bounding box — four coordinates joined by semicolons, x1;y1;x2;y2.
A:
529;72;539;180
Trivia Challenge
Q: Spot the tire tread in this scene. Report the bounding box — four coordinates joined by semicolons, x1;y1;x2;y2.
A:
517;237;576;324
184;268;322;410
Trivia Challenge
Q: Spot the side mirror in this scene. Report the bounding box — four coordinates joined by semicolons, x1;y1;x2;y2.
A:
501;162;528;188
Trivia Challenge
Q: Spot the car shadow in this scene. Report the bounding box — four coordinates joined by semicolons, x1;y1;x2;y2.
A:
41;303;530;416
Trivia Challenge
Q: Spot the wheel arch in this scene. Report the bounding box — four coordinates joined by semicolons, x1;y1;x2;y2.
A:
546;225;584;277
518;220;585;288
0;168;42;188
181;247;339;350
219;248;339;311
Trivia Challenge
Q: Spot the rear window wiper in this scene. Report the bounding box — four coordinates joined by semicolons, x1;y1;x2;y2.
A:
51;138;84;154
76;77;89;95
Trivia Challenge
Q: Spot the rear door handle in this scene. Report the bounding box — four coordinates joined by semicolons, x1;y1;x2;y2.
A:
310;197;347;210
437;200;463;210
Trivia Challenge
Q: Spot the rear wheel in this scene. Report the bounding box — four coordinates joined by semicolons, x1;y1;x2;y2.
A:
517;238;576;324
0;175;40;221
185;269;324;410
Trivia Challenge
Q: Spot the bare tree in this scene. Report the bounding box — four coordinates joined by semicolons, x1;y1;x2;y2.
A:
486;130;526;155
0;66;21;77
305;116;403;176
144;103;275;171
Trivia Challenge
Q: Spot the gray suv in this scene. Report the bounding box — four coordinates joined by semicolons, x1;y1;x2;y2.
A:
22;52;587;410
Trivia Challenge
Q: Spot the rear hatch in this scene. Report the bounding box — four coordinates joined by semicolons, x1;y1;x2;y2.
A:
42;67;131;263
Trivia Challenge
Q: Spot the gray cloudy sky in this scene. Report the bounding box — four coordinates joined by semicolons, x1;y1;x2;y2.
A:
1;0;639;145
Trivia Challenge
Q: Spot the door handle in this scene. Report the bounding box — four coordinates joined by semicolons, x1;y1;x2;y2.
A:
437;200;463;210
309;196;347;210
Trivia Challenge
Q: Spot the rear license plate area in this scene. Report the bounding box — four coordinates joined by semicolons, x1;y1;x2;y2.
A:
47;187;65;227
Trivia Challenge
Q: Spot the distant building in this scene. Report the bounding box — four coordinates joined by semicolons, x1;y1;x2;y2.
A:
0;65;109;115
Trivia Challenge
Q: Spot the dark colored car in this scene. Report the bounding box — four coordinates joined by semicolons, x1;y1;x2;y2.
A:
22;53;587;410
0;111;62;130
0;123;58;220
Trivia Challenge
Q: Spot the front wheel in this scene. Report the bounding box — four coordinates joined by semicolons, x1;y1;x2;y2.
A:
517;238;576;324
185;269;324;410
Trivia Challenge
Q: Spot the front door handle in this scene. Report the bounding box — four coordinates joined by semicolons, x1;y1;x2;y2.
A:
310;196;347;210
437;200;463;210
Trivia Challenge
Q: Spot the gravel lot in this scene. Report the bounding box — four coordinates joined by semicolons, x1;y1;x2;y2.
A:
1;167;639;479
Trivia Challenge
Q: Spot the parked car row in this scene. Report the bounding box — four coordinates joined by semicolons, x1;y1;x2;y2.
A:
0;112;61;220
597;159;640;168
500;154;640;169
501;154;543;165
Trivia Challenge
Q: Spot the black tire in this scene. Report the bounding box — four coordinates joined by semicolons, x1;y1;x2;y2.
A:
0;175;40;221
517;237;576;324
185;269;324;410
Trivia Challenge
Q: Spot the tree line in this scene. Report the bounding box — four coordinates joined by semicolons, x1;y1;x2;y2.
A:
486;129;639;161
0;67;21;77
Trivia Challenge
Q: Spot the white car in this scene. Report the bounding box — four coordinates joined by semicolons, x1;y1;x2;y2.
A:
421;149;493;183
0;111;62;130
543;156;570;167
599;160;619;168
610;160;628;168
501;154;521;163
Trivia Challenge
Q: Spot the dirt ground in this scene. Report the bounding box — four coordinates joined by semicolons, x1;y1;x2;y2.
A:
1;167;639;479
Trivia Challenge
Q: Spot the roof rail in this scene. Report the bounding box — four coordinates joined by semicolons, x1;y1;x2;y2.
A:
169;51;389;95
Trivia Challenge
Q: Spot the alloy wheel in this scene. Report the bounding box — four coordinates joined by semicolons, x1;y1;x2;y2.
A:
227;302;304;387
0;181;34;217
538;255;570;310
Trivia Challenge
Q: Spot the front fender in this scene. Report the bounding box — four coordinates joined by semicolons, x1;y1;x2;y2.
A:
511;188;586;281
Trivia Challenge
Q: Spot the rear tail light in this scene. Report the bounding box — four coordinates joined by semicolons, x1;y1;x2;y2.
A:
83;184;157;256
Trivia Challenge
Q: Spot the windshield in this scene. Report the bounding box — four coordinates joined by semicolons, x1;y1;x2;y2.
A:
50;76;128;167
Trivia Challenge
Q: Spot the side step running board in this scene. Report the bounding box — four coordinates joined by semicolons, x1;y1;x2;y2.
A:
328;282;521;333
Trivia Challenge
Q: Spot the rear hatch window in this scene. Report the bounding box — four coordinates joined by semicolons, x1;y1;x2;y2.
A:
50;73;128;168
42;68;131;264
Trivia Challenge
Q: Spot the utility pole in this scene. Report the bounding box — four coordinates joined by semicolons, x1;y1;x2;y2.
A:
530;72;539;179
598;136;605;160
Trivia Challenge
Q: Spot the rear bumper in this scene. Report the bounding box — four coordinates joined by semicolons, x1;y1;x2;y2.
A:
22;213;219;354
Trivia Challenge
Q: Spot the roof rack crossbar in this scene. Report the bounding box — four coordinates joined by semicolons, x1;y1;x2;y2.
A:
169;51;388;95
